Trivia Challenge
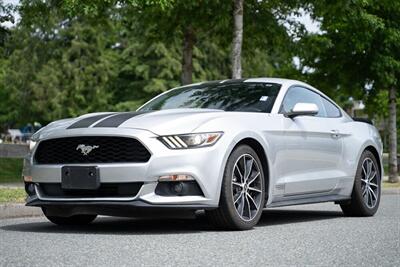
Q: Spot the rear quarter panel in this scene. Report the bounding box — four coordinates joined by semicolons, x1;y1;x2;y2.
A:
339;121;383;188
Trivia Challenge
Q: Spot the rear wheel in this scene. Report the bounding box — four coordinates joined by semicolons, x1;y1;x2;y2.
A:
206;145;265;230
43;209;97;225
340;150;381;216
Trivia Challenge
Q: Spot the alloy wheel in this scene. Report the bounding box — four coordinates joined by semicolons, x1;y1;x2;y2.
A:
231;154;263;221
361;158;379;209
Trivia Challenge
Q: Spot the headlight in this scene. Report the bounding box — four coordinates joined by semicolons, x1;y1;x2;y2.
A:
29;140;37;151
158;132;223;149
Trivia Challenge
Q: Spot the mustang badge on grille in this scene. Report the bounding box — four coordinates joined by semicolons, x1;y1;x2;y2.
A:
76;144;99;156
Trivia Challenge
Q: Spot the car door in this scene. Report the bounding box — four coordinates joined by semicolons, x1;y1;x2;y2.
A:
279;86;343;196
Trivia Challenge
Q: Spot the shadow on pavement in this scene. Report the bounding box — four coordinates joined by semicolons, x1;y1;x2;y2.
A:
259;209;343;226
1;208;343;235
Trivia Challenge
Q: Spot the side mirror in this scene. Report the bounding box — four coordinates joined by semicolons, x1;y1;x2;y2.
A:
285;103;319;118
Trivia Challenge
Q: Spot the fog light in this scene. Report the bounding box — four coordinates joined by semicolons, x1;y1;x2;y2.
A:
158;174;194;182
155;181;204;197
172;182;184;194
25;183;35;196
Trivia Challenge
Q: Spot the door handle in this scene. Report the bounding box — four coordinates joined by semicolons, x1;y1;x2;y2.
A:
330;130;341;139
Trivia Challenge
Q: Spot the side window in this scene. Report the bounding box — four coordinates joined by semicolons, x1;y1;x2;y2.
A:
280;86;326;117
321;97;341;118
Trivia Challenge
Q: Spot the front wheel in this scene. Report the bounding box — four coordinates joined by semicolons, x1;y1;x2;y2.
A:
340;150;381;216
206;145;266;230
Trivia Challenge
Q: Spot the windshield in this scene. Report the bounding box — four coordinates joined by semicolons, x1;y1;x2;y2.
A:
139;82;281;113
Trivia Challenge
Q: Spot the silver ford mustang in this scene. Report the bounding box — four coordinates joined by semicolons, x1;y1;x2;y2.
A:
23;78;383;230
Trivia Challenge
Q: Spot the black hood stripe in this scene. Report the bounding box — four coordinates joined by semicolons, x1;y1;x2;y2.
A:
92;111;151;128
67;113;114;129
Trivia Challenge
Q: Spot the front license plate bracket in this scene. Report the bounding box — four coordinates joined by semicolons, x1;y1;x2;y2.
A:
61;166;100;190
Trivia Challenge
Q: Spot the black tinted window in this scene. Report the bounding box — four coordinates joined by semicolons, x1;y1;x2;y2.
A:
139;82;281;113
280;86;326;117
321;97;341;118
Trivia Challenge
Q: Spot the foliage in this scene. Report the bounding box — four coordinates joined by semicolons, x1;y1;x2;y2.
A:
64;0;173;17
0;0;14;46
0;158;23;183
0;0;301;128
1;2;118;125
299;0;399;98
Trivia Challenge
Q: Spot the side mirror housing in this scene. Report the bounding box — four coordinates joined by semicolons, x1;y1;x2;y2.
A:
285;103;319;118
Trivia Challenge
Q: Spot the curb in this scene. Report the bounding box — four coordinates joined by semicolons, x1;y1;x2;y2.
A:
0;188;397;219
0;184;24;189
382;188;400;195
0;204;42;219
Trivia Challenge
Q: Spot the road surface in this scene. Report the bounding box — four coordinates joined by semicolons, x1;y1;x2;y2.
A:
1;194;399;266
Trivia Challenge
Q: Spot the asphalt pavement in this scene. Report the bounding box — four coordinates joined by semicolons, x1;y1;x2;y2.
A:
0;194;399;266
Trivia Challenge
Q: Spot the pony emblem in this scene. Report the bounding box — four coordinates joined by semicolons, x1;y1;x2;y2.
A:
76;144;99;156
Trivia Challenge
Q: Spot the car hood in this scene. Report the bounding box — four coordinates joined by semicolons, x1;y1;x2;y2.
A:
36;109;226;137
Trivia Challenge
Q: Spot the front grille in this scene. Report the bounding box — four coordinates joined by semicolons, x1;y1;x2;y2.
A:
38;182;143;198
34;136;151;164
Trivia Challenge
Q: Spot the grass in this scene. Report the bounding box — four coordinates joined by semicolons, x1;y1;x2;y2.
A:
0;188;26;203
0;158;26;203
0;158;23;183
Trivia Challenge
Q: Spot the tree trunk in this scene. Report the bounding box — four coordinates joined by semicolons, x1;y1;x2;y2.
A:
231;0;243;79
388;86;398;183
181;26;194;85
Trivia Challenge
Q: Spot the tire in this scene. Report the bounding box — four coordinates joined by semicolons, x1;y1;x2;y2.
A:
340;150;381;216
205;145;266;230
43;210;97;225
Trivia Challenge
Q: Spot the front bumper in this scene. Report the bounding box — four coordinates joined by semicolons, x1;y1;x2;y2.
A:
24;127;231;209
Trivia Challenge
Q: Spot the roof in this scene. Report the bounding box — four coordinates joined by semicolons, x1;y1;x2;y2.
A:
242;77;306;86
187;77;312;89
